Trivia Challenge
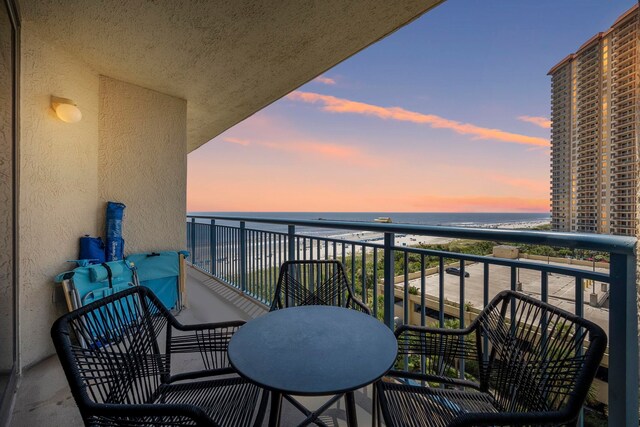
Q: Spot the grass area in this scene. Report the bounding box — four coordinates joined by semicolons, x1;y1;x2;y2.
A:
531;223;553;231
584;409;608;427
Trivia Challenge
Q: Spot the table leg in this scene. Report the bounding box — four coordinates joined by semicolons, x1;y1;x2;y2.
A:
345;391;358;427
268;391;283;427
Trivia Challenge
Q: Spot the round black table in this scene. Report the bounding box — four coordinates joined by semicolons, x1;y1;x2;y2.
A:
228;306;397;427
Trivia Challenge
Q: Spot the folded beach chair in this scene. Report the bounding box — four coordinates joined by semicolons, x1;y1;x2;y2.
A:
55;250;189;313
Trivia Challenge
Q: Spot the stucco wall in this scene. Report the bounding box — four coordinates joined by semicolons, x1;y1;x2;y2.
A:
0;5;15;371
18;31;187;368
98;77;187;254
19;24;101;368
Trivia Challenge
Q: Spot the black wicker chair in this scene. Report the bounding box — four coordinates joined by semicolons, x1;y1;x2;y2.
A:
270;260;370;314
51;286;267;427
269;260;370;426
376;290;607;427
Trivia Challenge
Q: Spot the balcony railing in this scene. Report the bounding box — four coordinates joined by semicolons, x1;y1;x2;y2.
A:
186;214;638;426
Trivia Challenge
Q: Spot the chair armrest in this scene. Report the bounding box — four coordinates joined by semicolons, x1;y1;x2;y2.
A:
395;323;475;337
394;324;481;381
448;410;574;427
383;369;481;391
169;319;246;332
88;402;215;426
349;297;372;315
395;324;477;356
168;320;245;372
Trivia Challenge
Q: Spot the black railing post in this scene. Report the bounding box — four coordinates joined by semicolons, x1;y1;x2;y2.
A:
240;221;246;293
210;219;216;276
190;217;196;265
383;232;395;329
288;225;296;262
608;252;638;427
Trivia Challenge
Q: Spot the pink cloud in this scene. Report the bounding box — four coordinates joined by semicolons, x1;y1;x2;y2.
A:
222;137;251;146
517;115;551;129
287;91;550;147
260;140;359;160
314;75;336;85
214;112;389;167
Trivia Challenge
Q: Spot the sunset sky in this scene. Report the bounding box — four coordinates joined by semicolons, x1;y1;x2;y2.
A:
187;0;636;213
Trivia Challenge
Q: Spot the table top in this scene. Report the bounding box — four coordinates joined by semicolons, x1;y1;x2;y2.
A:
228;305;398;396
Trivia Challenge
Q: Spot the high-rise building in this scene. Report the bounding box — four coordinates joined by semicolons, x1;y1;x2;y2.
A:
549;4;639;236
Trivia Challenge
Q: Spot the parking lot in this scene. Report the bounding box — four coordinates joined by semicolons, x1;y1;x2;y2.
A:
405;258;609;330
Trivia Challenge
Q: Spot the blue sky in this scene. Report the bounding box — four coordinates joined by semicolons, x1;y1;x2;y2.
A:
188;0;637;212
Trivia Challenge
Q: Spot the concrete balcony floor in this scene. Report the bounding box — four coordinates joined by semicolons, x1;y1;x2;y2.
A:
10;267;376;426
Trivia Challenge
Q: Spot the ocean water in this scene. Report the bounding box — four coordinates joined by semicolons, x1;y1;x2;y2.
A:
189;212;550;237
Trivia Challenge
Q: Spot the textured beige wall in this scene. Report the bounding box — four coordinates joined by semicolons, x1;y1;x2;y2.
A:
18;32;187;368
98;77;187;254
19;24;101;368
0;5;14;371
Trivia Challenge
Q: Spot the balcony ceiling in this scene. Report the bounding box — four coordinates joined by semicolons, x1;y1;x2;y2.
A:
20;0;444;152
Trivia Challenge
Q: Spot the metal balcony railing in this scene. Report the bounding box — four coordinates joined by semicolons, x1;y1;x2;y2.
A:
186;214;638;426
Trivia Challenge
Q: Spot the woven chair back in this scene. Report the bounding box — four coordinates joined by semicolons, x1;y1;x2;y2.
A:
270;260;370;314
479;292;604;414
395;291;606;417
52;287;169;407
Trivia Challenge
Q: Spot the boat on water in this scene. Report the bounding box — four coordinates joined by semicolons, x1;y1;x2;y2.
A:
374;217;392;223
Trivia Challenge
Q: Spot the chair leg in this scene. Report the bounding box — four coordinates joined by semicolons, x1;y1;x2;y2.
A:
345;391;358;427
268;391;282;427
253;389;270;427
371;385;377;427
373;384;385;427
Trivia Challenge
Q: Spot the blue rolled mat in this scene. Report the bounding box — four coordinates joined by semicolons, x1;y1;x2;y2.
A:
105;202;126;261
88;262;125;282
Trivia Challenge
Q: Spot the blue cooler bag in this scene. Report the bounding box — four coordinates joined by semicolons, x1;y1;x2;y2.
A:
79;235;105;264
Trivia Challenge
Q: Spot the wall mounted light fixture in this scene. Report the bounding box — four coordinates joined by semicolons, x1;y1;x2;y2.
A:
51;96;82;123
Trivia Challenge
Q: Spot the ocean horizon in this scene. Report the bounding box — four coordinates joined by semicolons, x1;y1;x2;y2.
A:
188;212;551;237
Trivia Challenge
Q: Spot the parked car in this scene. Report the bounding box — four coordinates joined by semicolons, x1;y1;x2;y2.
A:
445;267;470;278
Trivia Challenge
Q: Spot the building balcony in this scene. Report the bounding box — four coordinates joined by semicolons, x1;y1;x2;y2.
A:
616;65;636;79
611;86;636;100
19;211;640;427
613;30;636;46
611;184;636;191
21;215;638;426
612;75;636;88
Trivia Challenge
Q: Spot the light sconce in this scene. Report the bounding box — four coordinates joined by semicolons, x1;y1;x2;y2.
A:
51;96;82;123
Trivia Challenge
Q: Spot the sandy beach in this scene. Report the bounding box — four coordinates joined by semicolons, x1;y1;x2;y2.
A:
326;231;452;247
278;219;551;259
327;219;551;247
